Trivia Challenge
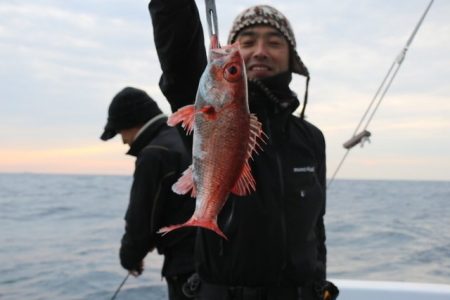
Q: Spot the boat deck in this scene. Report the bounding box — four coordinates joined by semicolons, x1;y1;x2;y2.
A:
334;279;450;300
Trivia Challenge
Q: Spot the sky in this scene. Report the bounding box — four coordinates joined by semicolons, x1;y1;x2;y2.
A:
1;0;449;181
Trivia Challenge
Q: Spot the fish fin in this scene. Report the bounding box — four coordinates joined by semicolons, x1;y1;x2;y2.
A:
172;165;196;197
167;105;195;135
158;218;228;240
231;114;266;196
199;105;217;121
248;114;267;157
191;183;197;198
231;161;256;196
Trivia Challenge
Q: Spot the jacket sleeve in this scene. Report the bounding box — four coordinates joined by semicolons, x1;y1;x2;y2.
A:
119;149;164;271
148;0;207;113
315;130;327;280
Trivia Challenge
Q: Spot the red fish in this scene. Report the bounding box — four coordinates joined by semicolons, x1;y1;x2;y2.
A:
158;42;265;240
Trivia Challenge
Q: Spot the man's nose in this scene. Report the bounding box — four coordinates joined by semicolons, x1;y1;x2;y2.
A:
252;41;269;59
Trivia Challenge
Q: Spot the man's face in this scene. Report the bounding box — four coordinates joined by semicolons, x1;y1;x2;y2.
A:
118;127;140;146
236;25;290;80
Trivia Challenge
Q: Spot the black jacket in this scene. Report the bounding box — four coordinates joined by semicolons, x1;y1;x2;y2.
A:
120;115;196;277
149;0;327;287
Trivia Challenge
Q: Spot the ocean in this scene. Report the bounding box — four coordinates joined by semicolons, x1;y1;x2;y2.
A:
0;173;449;299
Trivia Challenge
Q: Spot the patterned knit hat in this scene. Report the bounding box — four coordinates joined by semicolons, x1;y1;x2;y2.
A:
227;5;309;77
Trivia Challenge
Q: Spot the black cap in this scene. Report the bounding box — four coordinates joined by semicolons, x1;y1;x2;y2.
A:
100;87;163;141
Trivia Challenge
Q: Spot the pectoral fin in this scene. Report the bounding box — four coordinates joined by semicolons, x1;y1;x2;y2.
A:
167;105;195;135
199;105;217;121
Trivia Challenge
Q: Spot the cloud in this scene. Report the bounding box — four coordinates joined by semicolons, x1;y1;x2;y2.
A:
0;2;162;130
1;0;449;180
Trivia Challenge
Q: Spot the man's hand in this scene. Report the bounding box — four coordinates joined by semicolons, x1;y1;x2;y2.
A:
315;280;339;300
129;260;144;277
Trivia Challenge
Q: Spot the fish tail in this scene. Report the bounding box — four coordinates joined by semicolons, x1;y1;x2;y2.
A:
158;218;228;240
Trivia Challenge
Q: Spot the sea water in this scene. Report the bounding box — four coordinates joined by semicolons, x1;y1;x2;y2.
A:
0;173;449;299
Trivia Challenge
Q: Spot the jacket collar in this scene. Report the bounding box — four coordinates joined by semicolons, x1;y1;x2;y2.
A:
248;71;300;116
127;114;167;157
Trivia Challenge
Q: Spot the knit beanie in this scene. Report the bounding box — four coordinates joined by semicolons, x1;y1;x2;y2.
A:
227;5;309;77
100;87;162;141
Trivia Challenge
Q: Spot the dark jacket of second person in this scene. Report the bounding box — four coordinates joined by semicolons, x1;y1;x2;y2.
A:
120;115;196;277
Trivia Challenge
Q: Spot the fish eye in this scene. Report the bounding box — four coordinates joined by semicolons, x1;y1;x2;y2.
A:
228;66;238;75
223;63;241;82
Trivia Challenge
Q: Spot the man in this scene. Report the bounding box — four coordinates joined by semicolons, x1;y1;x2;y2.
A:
149;2;338;299
100;86;196;300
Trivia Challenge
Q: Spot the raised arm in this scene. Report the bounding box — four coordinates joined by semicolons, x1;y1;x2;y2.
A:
149;0;207;112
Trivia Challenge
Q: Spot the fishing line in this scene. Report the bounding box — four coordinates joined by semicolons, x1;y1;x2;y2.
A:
327;0;434;188
110;273;130;300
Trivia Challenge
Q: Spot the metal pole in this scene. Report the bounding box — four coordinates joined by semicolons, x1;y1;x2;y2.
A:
205;0;219;38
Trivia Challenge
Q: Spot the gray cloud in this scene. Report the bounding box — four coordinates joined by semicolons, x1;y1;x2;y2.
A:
1;0;449;179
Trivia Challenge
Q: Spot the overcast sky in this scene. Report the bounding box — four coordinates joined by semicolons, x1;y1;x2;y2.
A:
1;0;449;181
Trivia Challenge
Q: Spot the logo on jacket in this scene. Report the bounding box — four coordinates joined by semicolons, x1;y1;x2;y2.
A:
293;166;315;173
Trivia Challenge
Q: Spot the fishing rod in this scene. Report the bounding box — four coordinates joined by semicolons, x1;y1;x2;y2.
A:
205;0;219;39
327;0;434;188
205;0;221;48
110;273;130;300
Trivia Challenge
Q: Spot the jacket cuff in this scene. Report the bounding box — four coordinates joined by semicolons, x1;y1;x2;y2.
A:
119;235;148;270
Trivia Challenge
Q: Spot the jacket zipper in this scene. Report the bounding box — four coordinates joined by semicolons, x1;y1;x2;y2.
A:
275;145;288;279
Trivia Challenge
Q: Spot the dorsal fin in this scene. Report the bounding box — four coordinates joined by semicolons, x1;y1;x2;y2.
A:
231;114;266;196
